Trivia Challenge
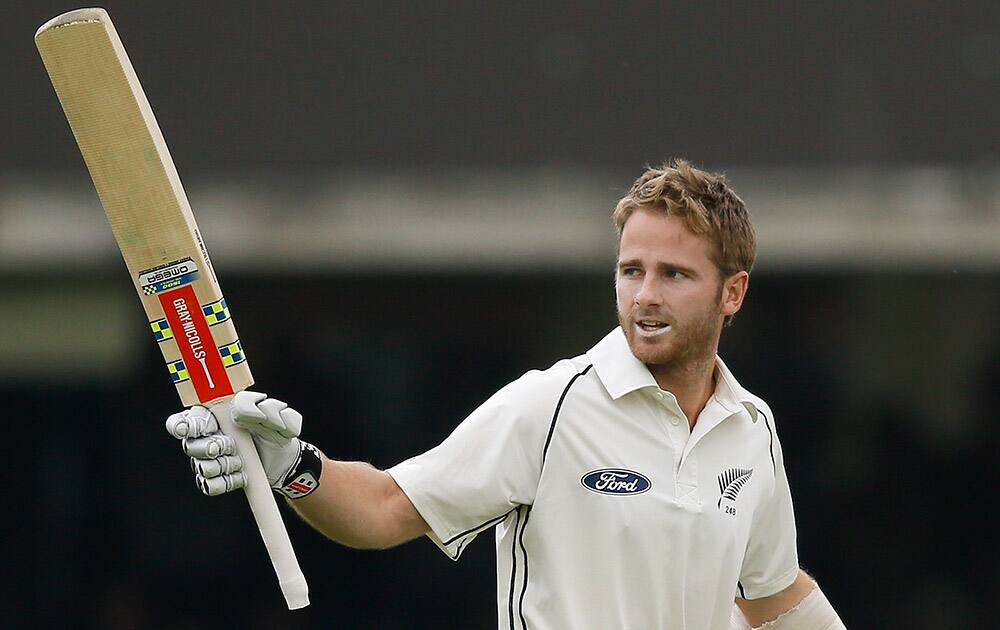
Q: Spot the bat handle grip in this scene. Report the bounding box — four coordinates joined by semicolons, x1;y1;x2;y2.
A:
210;400;310;610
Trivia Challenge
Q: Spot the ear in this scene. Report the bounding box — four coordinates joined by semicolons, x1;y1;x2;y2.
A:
719;271;749;317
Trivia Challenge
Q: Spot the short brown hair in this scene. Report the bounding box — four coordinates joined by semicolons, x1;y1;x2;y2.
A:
613;159;756;277
613;159;757;326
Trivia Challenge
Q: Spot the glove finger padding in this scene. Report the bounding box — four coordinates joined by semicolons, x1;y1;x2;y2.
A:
278;406;303;437
232;391;301;446
165;406;220;439
182;434;236;459
166;391;311;497
191;454;244;479
196;471;246;496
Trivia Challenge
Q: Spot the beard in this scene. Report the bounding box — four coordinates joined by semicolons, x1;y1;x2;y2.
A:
618;299;722;372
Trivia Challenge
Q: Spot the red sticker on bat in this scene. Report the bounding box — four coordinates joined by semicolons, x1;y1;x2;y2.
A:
159;285;234;402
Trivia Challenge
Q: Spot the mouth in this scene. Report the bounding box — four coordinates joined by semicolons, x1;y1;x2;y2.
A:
633;319;672;338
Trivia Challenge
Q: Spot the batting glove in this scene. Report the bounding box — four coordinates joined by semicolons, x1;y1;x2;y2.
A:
165;391;322;499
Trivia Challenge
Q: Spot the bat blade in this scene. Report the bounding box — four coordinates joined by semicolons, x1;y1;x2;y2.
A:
36;8;309;609
35;7;249;406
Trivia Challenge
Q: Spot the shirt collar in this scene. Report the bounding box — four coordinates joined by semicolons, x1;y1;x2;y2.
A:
586;327;757;415
586;327;658;400
712;354;757;417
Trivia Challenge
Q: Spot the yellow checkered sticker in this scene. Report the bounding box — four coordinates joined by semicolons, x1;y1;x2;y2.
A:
150;319;173;342
167;360;189;383
203;299;230;326
163;339;244;383
149;298;229;344
219;340;245;367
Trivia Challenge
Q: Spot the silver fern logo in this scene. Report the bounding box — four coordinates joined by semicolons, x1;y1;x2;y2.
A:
717;468;753;514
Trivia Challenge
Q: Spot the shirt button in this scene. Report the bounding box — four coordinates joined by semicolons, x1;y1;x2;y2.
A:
670;417;681;426
654;391;664;400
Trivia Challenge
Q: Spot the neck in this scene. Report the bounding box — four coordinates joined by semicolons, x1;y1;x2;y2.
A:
648;354;717;428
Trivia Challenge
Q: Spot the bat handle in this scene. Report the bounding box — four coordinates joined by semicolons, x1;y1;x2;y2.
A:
210;400;310;610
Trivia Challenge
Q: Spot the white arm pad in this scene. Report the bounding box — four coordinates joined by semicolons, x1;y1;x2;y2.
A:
755;583;846;629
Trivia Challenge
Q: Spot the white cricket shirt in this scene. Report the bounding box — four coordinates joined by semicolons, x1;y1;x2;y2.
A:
388;327;799;629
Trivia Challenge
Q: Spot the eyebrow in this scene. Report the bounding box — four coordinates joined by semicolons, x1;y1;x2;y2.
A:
616;259;700;277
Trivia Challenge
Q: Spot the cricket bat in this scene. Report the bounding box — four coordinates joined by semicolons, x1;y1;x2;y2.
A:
35;8;309;609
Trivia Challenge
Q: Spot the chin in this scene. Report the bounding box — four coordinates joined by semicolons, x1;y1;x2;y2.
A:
625;332;677;366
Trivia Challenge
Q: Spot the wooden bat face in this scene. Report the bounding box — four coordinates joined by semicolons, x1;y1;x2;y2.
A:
35;8;253;405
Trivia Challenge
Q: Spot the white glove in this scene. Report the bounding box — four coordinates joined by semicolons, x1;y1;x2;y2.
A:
165;391;321;498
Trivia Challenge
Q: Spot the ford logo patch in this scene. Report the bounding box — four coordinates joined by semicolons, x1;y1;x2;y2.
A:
581;469;651;495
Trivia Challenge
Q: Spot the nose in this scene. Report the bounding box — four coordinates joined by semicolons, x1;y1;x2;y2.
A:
634;275;661;307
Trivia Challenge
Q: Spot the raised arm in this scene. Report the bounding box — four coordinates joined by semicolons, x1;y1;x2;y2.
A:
165;391;430;550
288;456;429;549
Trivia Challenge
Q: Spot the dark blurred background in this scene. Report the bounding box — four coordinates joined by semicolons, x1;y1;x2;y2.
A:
3;1;998;628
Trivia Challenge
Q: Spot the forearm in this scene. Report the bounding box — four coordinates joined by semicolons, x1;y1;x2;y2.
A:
736;570;845;629
287;454;429;549
738;569;815;626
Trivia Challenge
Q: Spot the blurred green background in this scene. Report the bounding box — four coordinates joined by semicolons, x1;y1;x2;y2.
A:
3;2;998;628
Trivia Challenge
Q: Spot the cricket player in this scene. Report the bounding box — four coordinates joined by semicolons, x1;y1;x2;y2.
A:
166;160;846;629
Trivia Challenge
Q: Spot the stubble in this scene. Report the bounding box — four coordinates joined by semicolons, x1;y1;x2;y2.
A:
618;296;722;378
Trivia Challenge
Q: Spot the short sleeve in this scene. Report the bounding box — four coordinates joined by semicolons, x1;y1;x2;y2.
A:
387;368;567;560
738;415;800;599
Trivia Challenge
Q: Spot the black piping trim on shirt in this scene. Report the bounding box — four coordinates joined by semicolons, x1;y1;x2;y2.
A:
738;414;775;604
442;510;514;547
507;363;592;628
760;411;776;477
507;506;524;630
442;365;593;554
540;364;593;470
516;506;533;629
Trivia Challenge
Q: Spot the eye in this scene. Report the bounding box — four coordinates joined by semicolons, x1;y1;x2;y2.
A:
665;270;686;280
620;266;641;277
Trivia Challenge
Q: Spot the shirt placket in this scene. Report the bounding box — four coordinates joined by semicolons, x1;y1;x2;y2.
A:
652;389;701;508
